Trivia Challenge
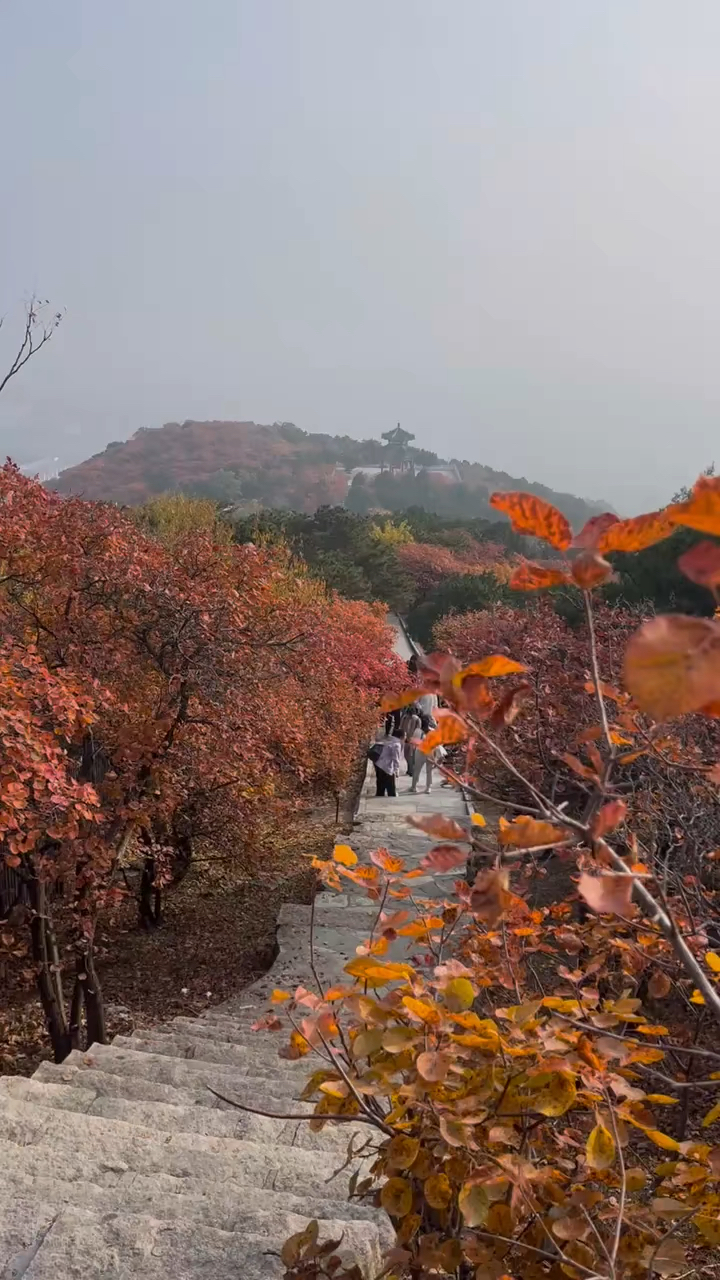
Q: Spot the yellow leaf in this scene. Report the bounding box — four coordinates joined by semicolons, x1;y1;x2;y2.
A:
706;951;720;973
458;1181;489;1227
444;977;475;1012
625;1167;647;1192
693;1210;720;1246
471;812;486;827
646;1095;679;1106
499;814;567;849
402;995;442;1025
528;1070;577;1117
637;1024;670;1036
691;989;706;1005
351;1028;384;1058
382;1026;422;1053
646;1130;681;1151
344;956;414;982
424;1173;452;1210
586;1121;616;1170
702;1101;720;1128
385;1135;420;1170
270;989;291;1004
380;1176;413;1217
333;843;357;867
454;655;528;681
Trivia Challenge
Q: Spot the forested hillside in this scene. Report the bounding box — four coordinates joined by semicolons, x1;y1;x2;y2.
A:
51;418;609;527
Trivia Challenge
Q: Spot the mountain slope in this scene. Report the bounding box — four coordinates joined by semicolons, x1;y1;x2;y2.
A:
52;419;609;526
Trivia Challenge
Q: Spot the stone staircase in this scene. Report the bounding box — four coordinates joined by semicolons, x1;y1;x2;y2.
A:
0;893;391;1280
0;761;472;1279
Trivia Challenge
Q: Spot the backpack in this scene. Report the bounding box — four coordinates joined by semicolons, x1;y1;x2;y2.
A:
367;743;382;763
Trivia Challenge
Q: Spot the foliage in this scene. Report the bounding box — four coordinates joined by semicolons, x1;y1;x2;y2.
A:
232;505;415;613
0;464;403;1060
51;417;608;529
128;491;232;546
256;473;720;1280
407;574;515;649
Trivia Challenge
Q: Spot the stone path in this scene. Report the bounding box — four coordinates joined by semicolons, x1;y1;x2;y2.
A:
0;629;471;1279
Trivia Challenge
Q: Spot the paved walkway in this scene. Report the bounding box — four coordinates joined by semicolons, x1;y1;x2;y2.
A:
0;622;474;1279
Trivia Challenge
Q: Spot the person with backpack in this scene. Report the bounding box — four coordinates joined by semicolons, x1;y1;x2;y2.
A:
399;704;422;775
370;727;405;797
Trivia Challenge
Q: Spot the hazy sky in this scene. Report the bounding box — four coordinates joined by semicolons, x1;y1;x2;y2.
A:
1;2;720;511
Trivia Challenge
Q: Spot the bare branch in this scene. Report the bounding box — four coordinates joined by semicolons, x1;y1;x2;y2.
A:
0;296;63;398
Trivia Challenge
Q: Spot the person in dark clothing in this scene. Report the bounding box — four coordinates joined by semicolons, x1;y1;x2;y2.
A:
374;729;405;797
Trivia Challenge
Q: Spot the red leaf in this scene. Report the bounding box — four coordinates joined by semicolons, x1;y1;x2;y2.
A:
623;614;720;720
578;872;635;916
590;800;627;839
420;844;468;872
407;814;468;841
570;552;614;590
677;540;720;588
572;512;620;551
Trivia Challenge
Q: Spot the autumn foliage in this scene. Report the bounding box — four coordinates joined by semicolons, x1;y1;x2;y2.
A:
260;475;720;1279
0;463;403;1059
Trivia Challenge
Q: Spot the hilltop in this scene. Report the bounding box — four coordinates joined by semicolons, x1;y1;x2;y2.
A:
52;419;609;527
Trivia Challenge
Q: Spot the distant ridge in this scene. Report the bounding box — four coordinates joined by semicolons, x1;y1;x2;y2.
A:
52;419;611;527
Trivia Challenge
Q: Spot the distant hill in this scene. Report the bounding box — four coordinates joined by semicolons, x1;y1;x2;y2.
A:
52;419;610;527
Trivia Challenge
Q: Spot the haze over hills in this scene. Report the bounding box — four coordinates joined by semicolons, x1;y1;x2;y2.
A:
51;419;611;528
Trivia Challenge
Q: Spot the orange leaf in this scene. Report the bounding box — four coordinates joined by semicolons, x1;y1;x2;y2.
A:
380;688;428;713
333;843;357;867
489;491;572;550
623;614;720;720
370;847;406;873
421;713;468;752
402;995;442;1024
407;814;468;841
578;872;634;916
677;540;720;588
509;561;571;591
454;655;528;679
598;508;677;554
498;815;567;849
669;473;720;537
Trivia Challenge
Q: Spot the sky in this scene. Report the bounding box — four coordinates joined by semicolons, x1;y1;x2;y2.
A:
1;1;719;512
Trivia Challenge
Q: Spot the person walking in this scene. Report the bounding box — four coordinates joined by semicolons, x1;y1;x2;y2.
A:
399;704;421;775
416;692;439;727
410;737;446;794
374;728;405;798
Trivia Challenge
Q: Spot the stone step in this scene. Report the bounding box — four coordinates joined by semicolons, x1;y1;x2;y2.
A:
0;1075;368;1154
0;1187;387;1277
157;1016;310;1053
32;1058;309;1117
0;1201;381;1280
0;1138;384;1233
0;1096;367;1199
111;1030;319;1071
53;1044;317;1099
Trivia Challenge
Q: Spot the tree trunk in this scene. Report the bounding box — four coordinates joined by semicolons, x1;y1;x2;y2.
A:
139;853;162;929
28;877;71;1063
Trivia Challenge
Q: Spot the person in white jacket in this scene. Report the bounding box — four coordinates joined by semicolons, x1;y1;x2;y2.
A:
410;735;446;794
373;729;405;797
